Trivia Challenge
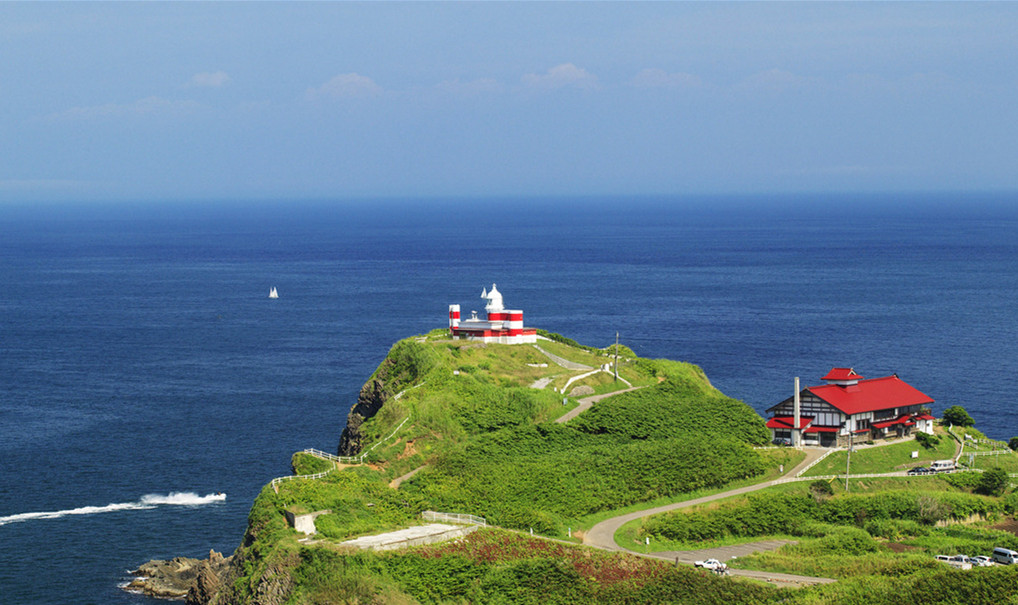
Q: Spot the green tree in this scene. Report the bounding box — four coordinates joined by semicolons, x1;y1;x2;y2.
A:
915;432;940;449
976;467;1009;496
1009;436;1018;451
941;405;974;427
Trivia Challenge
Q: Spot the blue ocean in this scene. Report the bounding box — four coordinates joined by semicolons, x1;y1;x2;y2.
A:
2;193;1017;604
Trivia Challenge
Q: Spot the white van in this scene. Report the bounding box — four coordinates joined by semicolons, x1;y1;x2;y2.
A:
992;547;1018;565
930;460;956;473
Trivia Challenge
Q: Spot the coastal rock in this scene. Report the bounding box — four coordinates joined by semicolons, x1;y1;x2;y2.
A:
125;550;232;602
338;378;391;456
186;552;224;605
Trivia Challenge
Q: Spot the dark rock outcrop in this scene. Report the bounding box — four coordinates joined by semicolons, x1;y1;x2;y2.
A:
338;377;392;456
124;550;231;602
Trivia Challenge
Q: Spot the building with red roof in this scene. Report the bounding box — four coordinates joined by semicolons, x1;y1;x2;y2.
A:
766;368;935;447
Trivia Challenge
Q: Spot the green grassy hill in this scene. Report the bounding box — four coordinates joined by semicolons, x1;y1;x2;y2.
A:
208;332;774;604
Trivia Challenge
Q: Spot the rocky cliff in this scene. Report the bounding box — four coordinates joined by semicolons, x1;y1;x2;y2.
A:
337;376;391;456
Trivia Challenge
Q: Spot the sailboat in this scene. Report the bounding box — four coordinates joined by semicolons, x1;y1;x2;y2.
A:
268;287;279;299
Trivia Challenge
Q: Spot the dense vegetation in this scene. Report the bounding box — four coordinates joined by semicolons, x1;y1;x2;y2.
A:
641;490;1005;544
286;529;783;605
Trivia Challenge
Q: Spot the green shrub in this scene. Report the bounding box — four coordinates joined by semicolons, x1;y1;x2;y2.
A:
942;405;975;427
977;467;1010;496
915;432;940;449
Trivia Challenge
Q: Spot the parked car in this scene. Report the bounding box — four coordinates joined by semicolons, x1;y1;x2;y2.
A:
907;466;930;476
971;555;995;567
694;558;728;573
993;547;1018;565
772;437;792;446
935;554;972;569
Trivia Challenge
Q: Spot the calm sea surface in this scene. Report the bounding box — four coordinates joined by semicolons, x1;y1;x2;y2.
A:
2;193;1017;603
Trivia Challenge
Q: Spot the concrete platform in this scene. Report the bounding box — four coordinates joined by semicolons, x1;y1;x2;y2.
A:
340;523;478;551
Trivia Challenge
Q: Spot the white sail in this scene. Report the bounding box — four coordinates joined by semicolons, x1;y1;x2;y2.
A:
269;287;279;299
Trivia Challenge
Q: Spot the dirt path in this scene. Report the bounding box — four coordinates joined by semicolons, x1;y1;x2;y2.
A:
389;465;427;489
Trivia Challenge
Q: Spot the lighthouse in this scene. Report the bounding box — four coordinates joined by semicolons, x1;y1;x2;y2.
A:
448;284;537;344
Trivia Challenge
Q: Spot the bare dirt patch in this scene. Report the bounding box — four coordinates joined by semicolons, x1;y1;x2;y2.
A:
992;517;1018;537
398;439;418;460
885;542;919;553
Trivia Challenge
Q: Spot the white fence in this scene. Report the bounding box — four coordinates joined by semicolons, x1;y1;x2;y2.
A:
303;448;365;464
422;511;487;526
270;468;334;492
795;448;840;477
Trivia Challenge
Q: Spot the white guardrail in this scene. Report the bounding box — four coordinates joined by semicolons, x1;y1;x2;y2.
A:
422;511;487;526
303;448;365;464
269;415;413;493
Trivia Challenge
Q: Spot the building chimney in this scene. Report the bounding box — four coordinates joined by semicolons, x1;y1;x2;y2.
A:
793;376;801;447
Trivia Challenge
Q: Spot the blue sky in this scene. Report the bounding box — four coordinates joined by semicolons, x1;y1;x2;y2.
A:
2;3;1017;202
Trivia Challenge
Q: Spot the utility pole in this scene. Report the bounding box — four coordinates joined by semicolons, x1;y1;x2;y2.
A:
614;332;619;382
845;431;853;492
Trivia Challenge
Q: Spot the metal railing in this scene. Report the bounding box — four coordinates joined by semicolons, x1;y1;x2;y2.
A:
422;510;487;526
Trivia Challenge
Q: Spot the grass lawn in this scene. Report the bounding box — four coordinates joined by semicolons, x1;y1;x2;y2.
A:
803;432;958;476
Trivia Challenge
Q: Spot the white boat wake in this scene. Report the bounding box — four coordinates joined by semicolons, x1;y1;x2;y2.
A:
0;492;226;526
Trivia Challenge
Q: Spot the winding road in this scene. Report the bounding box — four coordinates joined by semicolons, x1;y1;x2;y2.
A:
581;445;835;585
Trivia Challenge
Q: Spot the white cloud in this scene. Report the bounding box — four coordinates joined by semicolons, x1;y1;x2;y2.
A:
631;68;703;90
522;63;599;91
49;96;201;120
189;71;231;88
306;73;382;101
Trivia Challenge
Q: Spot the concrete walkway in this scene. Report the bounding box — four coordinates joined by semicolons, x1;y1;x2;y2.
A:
556;386;647;424
533;345;594;371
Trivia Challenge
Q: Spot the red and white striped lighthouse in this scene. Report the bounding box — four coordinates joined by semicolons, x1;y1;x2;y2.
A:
447;284;537;344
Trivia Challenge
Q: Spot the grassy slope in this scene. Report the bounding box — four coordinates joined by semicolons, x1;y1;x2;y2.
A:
215;332;777;604
803;430;959;476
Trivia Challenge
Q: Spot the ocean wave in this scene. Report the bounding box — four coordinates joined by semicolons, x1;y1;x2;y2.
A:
0;492;225;526
140;491;227;506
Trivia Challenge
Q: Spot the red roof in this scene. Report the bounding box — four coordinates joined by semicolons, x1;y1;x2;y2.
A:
804;426;839;433
766;416;813;430
822;367;864;381
914;413;935;421
808;375;933;416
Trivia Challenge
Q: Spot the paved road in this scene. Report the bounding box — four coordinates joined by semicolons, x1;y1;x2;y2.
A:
582;448;836;586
